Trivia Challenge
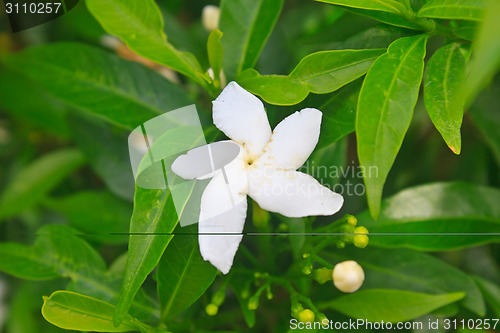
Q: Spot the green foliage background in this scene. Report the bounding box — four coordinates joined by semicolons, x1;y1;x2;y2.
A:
1;0;500;332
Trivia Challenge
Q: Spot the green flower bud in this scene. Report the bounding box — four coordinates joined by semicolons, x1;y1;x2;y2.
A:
353;226;369;248
313;268;333;284
248;295;259;310
345;214;357;226
298;309;315;323
340;224;355;243
206;303;218;316
266;285;273;300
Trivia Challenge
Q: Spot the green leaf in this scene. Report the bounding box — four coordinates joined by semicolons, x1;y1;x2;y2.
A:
0;243;59;280
237;71;309;106
473;276;500;317
44;191;132;244
157;224;217;321
356;35;427;219
2;42;193;130
418;0;486;21
317;79;362;149
327;247;485;315
346;8;423;30
316;0;406;14
290;49;386;94
219;0;284;79
114;186;179;326
237;49;383;106
322;289;465;322
0;149;84;220
68;113;135;201
42;291;145;332
207;29;223;85
424;43;466;154
357;182;500;250
86;0;207;84
462;0;500;106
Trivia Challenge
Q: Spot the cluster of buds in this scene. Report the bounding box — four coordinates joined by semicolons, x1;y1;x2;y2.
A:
205;284;227;316
338;215;369;249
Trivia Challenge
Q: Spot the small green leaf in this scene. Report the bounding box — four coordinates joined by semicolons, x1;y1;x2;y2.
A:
86;0;207;84
356;35;427;219
470;91;500;166
290;49;386;94
316;0;406;14
42;291;144;332
357;182;500;250
328;247;485;315
44;191;132;244
346;8;424;30
220;0;284;79
207;29;223;85
424;43;466;154
237;49;383;106
157;224;217;321
418;0;486;21
462;0;500;106
322;289;465;322
2;43;193;130
0;149;84;220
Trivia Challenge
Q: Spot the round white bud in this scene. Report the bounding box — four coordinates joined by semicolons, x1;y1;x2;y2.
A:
202;5;220;31
332;260;364;293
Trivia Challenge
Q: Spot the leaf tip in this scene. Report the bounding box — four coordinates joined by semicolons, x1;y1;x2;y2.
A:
449;145;461;155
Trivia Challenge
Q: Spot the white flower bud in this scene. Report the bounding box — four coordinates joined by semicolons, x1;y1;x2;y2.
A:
202;5;220;31
332;260;364;293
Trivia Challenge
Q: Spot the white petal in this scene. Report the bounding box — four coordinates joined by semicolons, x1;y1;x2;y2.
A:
255;108;322;170
213;82;272;159
171;141;242;180
247;166;343;218
198;149;248;274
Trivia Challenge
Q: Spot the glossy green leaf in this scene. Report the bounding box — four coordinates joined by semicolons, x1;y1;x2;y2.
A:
237;49;383;106
337;24;418;50
316;0;406;14
86;0;207;84
424;43;466;154
462;0;500;106
42;291;145;332
418;0;486;21
0;149;84;220
237;71;309;106
356;35;427;219
219;0;284;79
328;247;485;315
68;113;135;201
157;224;217;321
357;182;500;250
473;276;500;317
290;49;385;94
2;42;193;130
114;187;179;326
44;191;131;244
322;289;465;322
207;29;223;85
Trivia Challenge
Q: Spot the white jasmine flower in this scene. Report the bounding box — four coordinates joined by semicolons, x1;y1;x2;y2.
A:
202;5;220;31
332;260;364;293
172;82;343;274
